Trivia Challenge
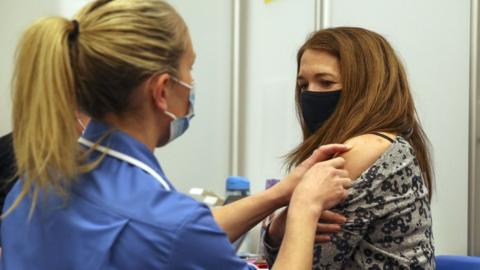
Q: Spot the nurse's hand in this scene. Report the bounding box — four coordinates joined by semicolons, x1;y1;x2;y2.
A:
277;144;351;205
290;157;351;215
272;157;351;270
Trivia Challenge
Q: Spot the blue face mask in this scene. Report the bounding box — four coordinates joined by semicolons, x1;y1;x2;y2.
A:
164;77;195;143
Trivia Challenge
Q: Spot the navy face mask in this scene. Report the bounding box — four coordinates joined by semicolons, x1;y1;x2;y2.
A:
300;89;342;133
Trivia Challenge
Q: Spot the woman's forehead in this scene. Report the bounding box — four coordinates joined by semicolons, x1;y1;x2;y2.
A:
299;49;339;76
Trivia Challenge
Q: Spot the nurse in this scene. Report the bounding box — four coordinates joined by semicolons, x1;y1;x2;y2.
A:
2;0;351;269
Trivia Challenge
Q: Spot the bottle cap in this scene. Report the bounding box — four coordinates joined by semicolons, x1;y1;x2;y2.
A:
226;176;250;191
265;178;280;189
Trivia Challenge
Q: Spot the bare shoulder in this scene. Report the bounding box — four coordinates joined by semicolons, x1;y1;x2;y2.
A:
339;133;396;180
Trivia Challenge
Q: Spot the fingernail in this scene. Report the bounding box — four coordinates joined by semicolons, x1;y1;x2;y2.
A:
345;144;353;149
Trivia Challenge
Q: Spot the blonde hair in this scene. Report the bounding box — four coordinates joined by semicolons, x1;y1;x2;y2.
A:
7;0;188;216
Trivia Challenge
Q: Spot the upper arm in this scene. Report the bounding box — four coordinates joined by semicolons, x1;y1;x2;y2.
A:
339;134;394;180
168;205;256;270
310;133;393;267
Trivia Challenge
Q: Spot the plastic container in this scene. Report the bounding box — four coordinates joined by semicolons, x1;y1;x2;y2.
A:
224;176;251;251
224;176;250;204
259;178;280;256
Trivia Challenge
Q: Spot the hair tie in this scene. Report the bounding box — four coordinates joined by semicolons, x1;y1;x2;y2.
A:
404;127;414;138
69;20;80;42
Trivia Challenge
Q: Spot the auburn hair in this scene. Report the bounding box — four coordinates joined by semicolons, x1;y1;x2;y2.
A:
286;27;434;201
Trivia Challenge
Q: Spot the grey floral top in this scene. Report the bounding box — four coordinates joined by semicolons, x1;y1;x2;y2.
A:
263;136;435;269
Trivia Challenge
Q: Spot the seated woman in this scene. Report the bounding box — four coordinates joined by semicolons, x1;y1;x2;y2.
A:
263;27;435;269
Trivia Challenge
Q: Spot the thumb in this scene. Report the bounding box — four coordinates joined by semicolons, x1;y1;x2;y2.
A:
299;144;351;170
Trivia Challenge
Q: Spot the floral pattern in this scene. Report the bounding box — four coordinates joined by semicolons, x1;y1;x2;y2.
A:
263;136;435;269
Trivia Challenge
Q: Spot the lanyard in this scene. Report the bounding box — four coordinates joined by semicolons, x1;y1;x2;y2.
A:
78;137;171;191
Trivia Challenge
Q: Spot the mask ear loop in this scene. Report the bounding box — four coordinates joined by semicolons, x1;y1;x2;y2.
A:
164;111;177;120
403;127;414;139
170;76;195;118
151;74;179;120
171;77;194;90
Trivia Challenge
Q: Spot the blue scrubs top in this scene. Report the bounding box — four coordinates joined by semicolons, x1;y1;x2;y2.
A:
1;120;257;270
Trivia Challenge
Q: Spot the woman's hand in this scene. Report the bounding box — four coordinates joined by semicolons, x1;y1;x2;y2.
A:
274;144;351;205
315;210;347;242
267;209;347;247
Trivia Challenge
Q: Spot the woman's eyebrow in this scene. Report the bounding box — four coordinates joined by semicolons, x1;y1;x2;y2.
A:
298;71;338;81
313;72;336;79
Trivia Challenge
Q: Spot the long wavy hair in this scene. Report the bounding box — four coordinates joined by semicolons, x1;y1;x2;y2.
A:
286;27;434;201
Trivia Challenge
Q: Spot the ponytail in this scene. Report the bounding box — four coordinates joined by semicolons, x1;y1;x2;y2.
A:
5;0;189;216
6;17;79;217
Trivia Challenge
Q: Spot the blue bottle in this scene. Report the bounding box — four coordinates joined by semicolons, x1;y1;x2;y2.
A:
224;176;250;251
224;176;250;204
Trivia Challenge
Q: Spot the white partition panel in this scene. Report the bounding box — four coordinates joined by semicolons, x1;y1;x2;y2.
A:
59;0;89;17
240;0;316;253
472;0;480;256
0;0;59;135
59;0;234;196
155;0;234;195
327;0;471;256
242;0;315;198
1;0;474;257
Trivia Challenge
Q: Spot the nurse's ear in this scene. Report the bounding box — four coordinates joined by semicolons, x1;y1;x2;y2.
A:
150;73;171;112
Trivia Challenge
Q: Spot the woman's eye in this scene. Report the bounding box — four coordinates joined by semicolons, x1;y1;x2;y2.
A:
298;82;308;90
320;80;334;88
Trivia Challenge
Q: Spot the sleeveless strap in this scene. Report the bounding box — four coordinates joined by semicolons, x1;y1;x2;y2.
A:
370;132;395;143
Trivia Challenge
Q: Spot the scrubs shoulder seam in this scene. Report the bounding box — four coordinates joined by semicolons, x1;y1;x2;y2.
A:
69;189;178;232
165;203;207;268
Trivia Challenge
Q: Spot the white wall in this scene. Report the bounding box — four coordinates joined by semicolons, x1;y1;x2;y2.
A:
155;0;234;195
0;0;59;135
240;0;316;253
240;0;471;256
59;0;89;17
0;0;234;196
328;0;471;256
242;0;314;196
476;1;480;254
0;0;474;257
327;0;471;256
